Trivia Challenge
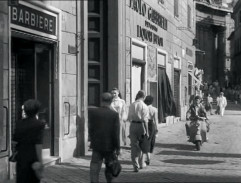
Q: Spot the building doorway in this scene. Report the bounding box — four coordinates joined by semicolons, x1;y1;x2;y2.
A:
11;37;54;152
174;69;180;117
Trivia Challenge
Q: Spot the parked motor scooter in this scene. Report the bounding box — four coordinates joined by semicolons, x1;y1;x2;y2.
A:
186;116;209;151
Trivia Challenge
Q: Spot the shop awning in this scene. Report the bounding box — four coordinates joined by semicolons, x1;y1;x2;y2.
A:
188;71;203;86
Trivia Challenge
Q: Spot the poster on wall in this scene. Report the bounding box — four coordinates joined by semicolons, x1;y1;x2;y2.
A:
147;46;157;82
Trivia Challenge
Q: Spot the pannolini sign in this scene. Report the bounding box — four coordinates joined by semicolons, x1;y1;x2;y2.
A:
137;25;163;47
10;4;56;35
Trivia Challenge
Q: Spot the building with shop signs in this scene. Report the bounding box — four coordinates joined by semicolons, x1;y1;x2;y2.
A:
0;0;197;181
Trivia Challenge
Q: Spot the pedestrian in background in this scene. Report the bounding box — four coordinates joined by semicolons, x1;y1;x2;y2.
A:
206;93;214;115
89;92;120;183
111;87;127;147
128;90;149;172
217;92;227;117
144;95;158;166
13;99;45;183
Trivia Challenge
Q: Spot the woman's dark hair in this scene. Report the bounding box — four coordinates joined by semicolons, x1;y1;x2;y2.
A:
144;95;153;106
194;95;201;100
23;99;41;117
135;90;146;101
112;87;122;99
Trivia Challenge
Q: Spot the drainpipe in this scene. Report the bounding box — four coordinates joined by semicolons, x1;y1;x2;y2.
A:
75;0;80;156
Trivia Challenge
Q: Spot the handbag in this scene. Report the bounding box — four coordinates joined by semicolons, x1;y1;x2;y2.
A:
139;134;150;153
32;162;44;179
110;154;122;177
9;151;18;162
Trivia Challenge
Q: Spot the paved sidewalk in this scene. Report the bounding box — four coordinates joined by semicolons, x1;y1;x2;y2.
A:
6;102;241;182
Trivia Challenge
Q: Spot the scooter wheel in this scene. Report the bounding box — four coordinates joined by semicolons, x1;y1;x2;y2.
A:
195;141;201;151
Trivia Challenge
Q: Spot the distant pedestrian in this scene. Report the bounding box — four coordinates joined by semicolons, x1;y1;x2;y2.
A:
144;95;158;166
216;92;227;117
206;94;214;115
13;99;45;183
128;90;149;172
89;92;120;183
111;87;127;147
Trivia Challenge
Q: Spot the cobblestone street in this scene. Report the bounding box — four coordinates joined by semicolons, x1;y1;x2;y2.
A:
6;102;241;183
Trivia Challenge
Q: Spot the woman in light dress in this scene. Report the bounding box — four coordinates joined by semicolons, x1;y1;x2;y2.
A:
111;88;127;147
216;92;227;117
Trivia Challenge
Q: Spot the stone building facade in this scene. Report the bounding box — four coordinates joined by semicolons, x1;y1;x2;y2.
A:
195;0;232;88
229;0;241;85
0;1;88;181
0;0;197;181
123;0;196;121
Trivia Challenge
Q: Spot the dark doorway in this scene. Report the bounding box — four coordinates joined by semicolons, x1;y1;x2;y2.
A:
11;37;54;152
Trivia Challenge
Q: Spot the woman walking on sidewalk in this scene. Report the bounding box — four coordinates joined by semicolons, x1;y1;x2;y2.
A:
13;99;45;183
111;88;128;147
144;95;158;165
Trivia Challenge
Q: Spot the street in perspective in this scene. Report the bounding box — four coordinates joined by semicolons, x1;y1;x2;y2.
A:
1;0;241;183
39;101;241;183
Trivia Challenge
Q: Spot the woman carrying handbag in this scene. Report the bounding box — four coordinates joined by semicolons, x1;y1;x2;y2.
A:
13;99;45;183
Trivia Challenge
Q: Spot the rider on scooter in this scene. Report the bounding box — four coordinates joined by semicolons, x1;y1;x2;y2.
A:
186;95;209;142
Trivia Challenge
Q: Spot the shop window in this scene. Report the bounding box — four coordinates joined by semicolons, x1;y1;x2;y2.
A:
187;5;191;28
88;83;100;106
88;1;100;14
88;65;100;79
88;0;107;107
88;38;100;62
132;44;145;62
174;0;179;18
157;52;166;66
131;42;146;102
88;17;100;32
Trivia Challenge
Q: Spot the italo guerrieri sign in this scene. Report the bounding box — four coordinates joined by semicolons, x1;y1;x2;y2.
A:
10;4;56;35
129;0;168;31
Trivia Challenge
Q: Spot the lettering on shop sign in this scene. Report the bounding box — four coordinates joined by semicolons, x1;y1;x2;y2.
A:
10;4;56;35
145;21;157;32
186;47;193;57
129;0;168;31
137;25;163;47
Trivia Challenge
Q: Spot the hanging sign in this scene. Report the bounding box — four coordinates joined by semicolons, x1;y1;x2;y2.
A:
10;4;56;35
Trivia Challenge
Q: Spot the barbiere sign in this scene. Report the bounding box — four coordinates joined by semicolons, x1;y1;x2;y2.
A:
10;3;56;35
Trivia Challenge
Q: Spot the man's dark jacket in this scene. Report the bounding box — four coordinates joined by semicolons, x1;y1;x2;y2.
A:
89;106;120;152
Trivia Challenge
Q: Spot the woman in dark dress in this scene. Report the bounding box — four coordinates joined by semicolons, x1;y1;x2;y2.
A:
13;99;45;183
144;96;158;165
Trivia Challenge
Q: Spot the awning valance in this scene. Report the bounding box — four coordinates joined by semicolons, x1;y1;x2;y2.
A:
188;71;203;86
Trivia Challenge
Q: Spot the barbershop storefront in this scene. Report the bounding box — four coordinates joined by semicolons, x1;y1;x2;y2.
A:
0;1;88;181
10;2;58;153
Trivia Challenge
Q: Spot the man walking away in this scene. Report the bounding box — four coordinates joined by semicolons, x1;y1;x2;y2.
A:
128;90;149;172
89;93;120;183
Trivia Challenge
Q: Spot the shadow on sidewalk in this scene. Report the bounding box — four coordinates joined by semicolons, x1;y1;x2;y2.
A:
157;150;241;158
162;159;224;165
155;143;194;151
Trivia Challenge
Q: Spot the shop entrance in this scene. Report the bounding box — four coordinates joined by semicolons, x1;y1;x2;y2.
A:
11;37;54;152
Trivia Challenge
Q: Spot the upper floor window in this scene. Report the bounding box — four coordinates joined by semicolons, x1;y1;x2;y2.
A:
174;0;179;18
187;5;191;28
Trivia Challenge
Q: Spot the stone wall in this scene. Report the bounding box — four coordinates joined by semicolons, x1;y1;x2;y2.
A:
0;1;9;181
